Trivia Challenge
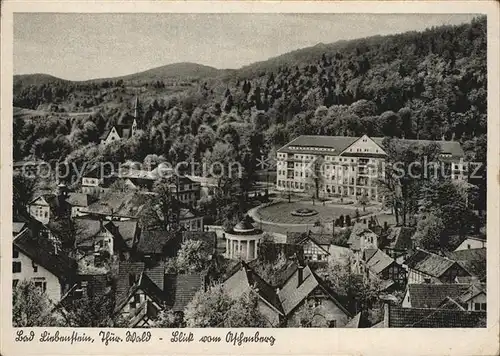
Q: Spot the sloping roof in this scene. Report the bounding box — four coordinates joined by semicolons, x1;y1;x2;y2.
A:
363;248;378;262
86;192;148;218
277;135;358;155
347;223;377;251
287;231;332;247
105;220;138;249
385;227;415;250
165;274;204;312
278;135;464;158
345;313;362;328
365;249;395;274
407;283;471;309
407;249;457;278
74;218;107;248
458;283;486;304
387;305;485;327
137;230;179;254
444;248;486;280
13;230;76;281
115;261;145;309
13;222;26;235
223;262;284;315
67;193;92;207
278;265;349;317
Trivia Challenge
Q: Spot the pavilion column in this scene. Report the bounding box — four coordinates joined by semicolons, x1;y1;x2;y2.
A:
226;238;229;258
238;240;241;259
246;240;250;260
254;240;258;259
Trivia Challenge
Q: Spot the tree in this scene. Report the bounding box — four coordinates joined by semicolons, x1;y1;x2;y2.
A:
155;309;184;327
224;292;267;327
13;280;60;327
413;211;445;250
317;259;381;314
176;239;212;273
358;194;369;212
184;284;233;327
58;295;114;327
140;178;180;231
306;156;325;201
13;175;37;218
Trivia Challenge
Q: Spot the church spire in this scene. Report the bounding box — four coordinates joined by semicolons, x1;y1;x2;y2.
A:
134;96;139;118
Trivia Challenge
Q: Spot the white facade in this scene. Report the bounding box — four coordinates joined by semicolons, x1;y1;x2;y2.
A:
225;233;261;261
277;135;466;201
454;238;486;251
101;126;121;146
180;216;204;232
464;292;487;311
12;249;63;302
28;197;51;224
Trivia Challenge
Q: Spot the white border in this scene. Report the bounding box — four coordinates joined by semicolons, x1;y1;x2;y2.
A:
1;2;499;356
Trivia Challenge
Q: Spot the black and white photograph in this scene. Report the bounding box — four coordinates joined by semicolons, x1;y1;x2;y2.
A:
6;7;494;335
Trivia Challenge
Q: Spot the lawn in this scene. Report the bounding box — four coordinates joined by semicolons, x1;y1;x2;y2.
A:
255;201;369;225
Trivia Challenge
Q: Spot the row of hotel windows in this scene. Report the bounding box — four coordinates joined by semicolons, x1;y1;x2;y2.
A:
277;180;377;194
32;207;49;219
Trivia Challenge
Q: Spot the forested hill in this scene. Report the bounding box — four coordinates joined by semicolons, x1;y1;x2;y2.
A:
13;16;486;188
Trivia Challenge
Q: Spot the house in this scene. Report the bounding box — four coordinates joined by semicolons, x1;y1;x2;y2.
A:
379;304;486;328
405;249;471;284
74;218;140;264
164;273;206;315
362;248;406;289
286;231;331;263
85;191;149;221
276;134;467;200
66;193;94;218
100;97;141;146
402;283;471;308
380;226;415;259
113;262;164;327
13;159;47;176
13;222;77;302
223;262;285;327
454;235;486;251
456;283;487;312
81;165;113;195
278;264;352;327
135;229;181;264
27;191;69;224
347;223;379;271
178;208;204;232
444;248;486;281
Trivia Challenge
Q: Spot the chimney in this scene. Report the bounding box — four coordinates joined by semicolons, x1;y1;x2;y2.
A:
297;265;304;287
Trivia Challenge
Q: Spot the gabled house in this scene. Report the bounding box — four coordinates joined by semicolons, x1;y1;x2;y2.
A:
113;261;205;327
362;248;406;289
66;192;95;218
457;283;487;312
85;191;149;221
74;218;140;264
27;186;71;224
454;235;486;251
380;226;416;260
178;208;204;232
347;223;379;271
379;304;486;328
444;248;486;282
13;223;77;302
223;262;285;327
277;264;352;327
402;283;471;309
286;231;331;263
135;229;181;265
101;97;142;146
405;249;471;284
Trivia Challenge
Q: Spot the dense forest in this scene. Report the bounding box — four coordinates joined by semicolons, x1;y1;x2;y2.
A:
13;16;487;209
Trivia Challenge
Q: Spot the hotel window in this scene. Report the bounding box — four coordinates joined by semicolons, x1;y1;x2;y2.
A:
13;261;21;273
13;248;19;259
32;262;38;273
474;303;481;311
13;279;19;288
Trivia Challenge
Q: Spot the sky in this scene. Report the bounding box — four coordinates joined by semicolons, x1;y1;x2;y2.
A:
14;13;478;81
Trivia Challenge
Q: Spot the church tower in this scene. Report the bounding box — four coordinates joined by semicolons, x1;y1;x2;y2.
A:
132;96;140;136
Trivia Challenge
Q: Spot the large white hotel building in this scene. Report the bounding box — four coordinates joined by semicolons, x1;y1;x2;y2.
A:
276;134;466;201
